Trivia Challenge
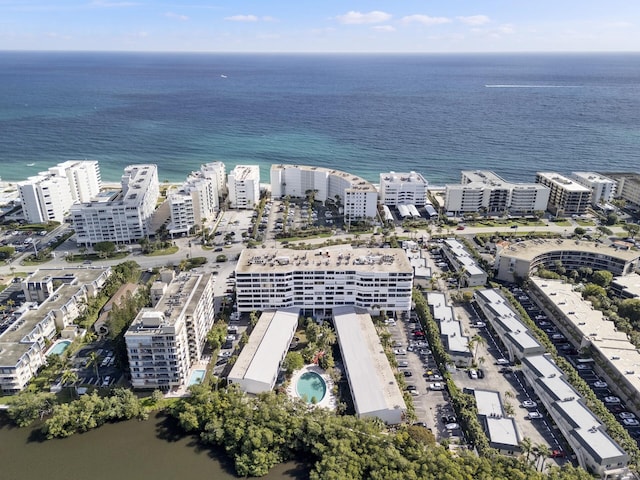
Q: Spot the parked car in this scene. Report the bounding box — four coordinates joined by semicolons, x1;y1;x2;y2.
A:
406;385;417;391
394;349;407;356
604;396;621;404
521;400;538;409
527;411;544;420
619;412;637;420
101;376;111;387
427;375;443;381
445;422;460;430
623;418;640;427
468;369;479;380
398;361;409;367
471;322;486;328
592;381;608;389
551;450;566;458
402;370;412;377
429;382;445;391
495;358;510;366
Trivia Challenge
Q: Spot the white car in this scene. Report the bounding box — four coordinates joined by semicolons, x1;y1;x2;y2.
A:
592;381;608;389
527;411;543;420
394;349;407;356
604;396;621;404
429;382;445;391
495;358;510;366
218;351;233;358
444;422;460;430
623;418;640;427
101;376;111;387
521;400;538;409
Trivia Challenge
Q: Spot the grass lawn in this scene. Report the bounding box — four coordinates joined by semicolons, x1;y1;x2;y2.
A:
550;219;572;226
576;219;596;226
145;246;179;256
21;256;54;266
66;252;129;262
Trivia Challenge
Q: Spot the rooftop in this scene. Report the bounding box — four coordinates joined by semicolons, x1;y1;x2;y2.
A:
497;238;640;262
236;246;413;275
272;164;377;193
537;172;592;192
333;306;406;419
228;309;299;388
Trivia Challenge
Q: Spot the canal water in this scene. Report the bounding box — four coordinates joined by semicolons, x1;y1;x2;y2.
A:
0;413;308;480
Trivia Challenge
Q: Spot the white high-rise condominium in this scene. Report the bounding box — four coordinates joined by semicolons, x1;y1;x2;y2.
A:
228;165;260;209
71;164;159;245
18;160;102;224
379;171;429;206
168;163;224;235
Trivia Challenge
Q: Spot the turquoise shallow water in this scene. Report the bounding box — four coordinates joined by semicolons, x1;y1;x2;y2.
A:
1;52;639;185
47;340;71;356
296;371;326;403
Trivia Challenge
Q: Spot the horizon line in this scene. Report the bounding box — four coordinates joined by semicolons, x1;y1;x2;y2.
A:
1;49;640;56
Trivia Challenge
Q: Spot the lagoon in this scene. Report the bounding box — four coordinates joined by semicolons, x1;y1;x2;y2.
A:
0;413;307;480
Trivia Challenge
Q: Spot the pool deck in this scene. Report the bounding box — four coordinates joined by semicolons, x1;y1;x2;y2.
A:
46;340;72;356
165;355;212;398
288;364;336;410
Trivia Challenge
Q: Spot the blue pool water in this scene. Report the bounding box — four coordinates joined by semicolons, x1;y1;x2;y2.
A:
188;369;206;386
296;372;326;404
47;340;71;356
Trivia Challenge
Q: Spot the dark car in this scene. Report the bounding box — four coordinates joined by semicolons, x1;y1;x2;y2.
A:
403;370;412;377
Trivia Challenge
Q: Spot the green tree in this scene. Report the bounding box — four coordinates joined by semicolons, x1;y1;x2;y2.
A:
619;299;640;325
282;351;304;374
6;391;56;427
582;283;607;299
94;241;117;258
623;222;640;240
61;369;79;398
591;270;613;287
86;351;101;384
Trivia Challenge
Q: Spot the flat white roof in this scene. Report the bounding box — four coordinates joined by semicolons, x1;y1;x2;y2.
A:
333;306;406;420
530;277;640;395
521;354;564;378
228;309;298;387
612;273;640;298
444;238;485;277
427;292;470;355
474;389;520;448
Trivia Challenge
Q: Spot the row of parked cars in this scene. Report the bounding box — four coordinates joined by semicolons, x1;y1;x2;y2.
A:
509;285;640;438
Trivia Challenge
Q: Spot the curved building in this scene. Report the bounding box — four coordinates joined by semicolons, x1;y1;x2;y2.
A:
495;239;640;283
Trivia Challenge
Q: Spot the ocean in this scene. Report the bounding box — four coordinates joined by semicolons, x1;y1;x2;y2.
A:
0;51;639;185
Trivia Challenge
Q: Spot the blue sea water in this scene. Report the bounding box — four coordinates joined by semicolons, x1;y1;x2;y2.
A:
0;52;639;185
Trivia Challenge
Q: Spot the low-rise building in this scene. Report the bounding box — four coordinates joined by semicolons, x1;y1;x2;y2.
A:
270;164;378;221
0;267;111;394
379;171;429;206
535;172;592;216
474;289;545;362
610;273;640;299
333;306;406;424
228;165;260;210
125;271;215;390
72;164;160;246
473;389;521;455
529;277;640;412
227;309;298;394
234;246;413;317
521;354;629;478
426;292;471;365
494;238;640;283
441;238;487;287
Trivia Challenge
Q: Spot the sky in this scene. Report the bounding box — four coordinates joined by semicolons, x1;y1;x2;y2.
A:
1;0;639;53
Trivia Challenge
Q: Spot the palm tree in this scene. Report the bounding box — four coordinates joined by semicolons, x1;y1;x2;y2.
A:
470;333;486;360
61;369;79;398
519;437;534;464
86;351;101;384
536;444;551;471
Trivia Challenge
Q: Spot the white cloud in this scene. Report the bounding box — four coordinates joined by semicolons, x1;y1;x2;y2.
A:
372;25;395;32
457;15;490;26
165;12;189;21
225;15;259;22
336;11;392;25
603;21;633;29
497;24;515;35
401;15;451;26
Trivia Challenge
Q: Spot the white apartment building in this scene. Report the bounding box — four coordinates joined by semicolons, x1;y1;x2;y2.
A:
18;160;102;224
227;309;298;394
126;271;215;390
168;163;222;235
571;172;616;206
535;172;592;216
426;292;471;366
444;171;549;217
228;165;260;210
605;172;640;208
379;171;429;206
270;164;378;221
333;306;406;424
441;238;488;287
48;160;102;204
71;164;160;245
0;268;111;394
235;246;413;316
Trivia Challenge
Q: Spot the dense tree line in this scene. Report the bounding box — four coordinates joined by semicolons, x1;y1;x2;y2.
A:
168;383;592;479
42;388;146;438
6;388;146;438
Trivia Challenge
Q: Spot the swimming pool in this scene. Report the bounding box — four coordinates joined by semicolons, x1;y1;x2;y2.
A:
296;371;327;404
188;369;206;386
47;340;71;356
